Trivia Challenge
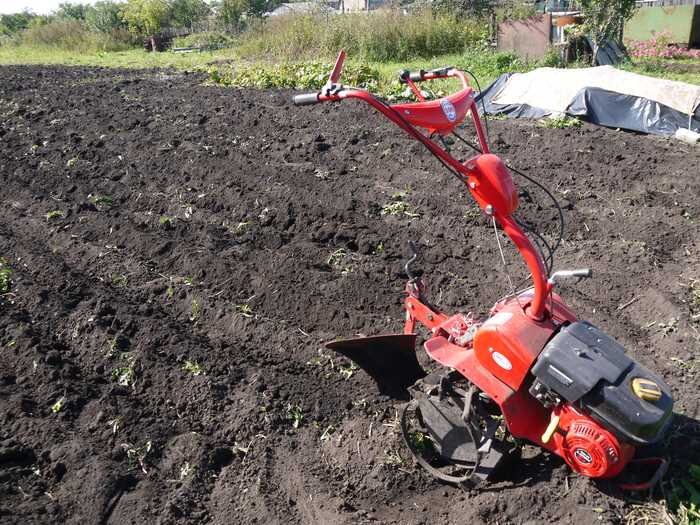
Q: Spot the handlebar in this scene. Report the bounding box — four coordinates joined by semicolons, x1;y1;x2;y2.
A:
293;93;321;106
398;67;454;84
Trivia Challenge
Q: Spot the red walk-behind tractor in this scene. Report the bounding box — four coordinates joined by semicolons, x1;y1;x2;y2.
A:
293;51;673;489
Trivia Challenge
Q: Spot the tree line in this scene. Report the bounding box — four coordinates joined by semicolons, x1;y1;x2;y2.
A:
0;0;279;39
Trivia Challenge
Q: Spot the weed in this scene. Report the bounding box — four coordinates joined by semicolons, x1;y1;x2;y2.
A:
159;216;175;229
166;285;175;299
408;431;432;453
338;362;359;380
182;360;204;376
486;113;508;121
179;461;194;480
327;248;357;274
108;416;123;435
539;115;582;129
106;338;118;358
690;280;700;311
121;440;152;474
189;299;201;322
66;157;78;168
327;248;347;266
286;403;304;429
111;353;136;387
306;349;334;368
320;425;336;443
89;194;114;207
658;318;679;336
670;357;697;376
46;210;64;221
111;274;128;288
231;221;250;236
668;464;700;523
0;258;12;294
374;241;384;254
381;193;420;218
183;276;194;286
51;397;65;414
234;303;253;318
382;449;404;467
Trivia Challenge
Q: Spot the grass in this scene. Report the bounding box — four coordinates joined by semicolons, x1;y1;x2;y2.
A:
622;58;700;86
1;43;695;99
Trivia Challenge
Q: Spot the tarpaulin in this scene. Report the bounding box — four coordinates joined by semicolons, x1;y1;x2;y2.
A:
475;67;700;136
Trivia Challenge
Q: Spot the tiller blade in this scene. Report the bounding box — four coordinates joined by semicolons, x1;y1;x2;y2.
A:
325;334;426;400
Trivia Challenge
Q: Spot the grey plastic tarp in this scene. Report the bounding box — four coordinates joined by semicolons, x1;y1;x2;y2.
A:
475;69;700;136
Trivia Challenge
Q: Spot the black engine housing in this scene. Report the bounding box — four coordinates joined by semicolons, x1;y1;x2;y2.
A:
531;321;673;445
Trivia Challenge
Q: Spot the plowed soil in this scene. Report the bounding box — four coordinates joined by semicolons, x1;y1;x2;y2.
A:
1;66;699;525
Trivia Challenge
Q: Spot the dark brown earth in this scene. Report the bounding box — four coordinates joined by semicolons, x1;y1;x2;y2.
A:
0;66;698;525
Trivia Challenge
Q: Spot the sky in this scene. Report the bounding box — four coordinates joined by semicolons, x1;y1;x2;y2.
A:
0;0;99;15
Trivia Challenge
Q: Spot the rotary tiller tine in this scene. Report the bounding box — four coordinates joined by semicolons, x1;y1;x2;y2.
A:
325;334;426;400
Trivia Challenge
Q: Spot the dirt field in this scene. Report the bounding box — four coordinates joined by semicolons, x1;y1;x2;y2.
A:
1;66;699;525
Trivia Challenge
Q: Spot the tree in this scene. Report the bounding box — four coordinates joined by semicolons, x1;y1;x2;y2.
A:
171;0;210;29
579;0;636;57
0;11;35;36
246;0;277;18
218;0;248;28
55;2;90;20
121;0;170;49
85;1;128;33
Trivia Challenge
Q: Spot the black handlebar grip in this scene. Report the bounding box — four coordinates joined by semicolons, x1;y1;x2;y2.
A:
409;70;425;82
293;93;320;106
399;69;425;83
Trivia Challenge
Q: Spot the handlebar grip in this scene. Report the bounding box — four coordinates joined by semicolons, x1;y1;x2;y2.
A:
570;268;592;278
293;93;320;106
399;69;425;84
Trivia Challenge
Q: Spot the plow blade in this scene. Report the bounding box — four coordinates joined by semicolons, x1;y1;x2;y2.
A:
325;334;426;399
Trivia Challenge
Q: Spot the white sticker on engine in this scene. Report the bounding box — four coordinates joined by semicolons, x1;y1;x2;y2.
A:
492;351;513;370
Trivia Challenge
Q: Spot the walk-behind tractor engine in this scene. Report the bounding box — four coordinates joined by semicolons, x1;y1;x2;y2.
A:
294;51;673;488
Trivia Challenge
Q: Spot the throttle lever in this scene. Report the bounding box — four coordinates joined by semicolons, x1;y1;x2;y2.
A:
548;268;592;285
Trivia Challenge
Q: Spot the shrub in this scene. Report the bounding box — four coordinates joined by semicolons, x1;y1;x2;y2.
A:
21;19;134;52
236;9;488;62
209;60;381;90
173;31;235;48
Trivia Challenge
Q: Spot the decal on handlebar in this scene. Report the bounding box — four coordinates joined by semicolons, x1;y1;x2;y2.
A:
440;99;457;122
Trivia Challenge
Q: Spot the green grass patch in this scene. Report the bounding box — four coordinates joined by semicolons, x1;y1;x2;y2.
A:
539;115;582;129
668;464;700;524
235;11;486;63
622;58;700;86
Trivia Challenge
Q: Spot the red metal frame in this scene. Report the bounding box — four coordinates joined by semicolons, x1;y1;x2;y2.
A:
301;51;654;484
315;55;546;320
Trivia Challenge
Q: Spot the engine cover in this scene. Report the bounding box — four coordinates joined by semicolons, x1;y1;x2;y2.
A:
532;321;673;445
556;408;635;478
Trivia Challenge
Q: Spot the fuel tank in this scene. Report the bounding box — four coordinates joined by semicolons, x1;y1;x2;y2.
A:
473;291;577;391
